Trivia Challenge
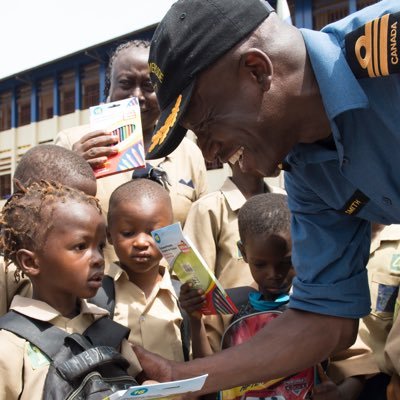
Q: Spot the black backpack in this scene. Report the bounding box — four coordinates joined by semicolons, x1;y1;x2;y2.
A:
89;275;191;361
0;310;138;400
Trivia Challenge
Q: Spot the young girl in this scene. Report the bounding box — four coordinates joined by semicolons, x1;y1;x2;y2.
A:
0;181;140;400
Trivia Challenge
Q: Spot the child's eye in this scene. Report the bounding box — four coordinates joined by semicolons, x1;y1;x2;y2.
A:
121;231;134;238
74;243;87;251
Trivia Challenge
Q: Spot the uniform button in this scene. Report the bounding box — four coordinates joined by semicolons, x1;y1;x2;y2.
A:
383;197;392;206
342;157;349;165
139;315;145;322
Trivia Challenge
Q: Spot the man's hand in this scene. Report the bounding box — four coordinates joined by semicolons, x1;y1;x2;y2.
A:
132;345;175;383
72;130;119;168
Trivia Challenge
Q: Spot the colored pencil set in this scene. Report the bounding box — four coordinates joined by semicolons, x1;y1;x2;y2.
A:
112;123;136;142
89;97;145;179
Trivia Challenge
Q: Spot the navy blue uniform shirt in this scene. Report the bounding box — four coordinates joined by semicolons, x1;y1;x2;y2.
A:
285;0;400;318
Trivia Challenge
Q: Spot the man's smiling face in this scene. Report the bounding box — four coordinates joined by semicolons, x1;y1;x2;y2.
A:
180;50;295;177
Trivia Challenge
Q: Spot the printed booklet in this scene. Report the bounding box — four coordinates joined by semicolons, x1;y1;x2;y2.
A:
151;223;238;315
104;374;208;400
89;97;146;178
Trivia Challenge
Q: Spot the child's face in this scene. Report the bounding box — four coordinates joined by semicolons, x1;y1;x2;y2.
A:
241;231;295;301
33;200;106;301
107;199;173;275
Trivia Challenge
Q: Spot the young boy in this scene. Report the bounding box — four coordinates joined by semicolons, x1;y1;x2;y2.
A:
179;192;294;357
0;181;141;399
105;178;188;362
0;144;98;316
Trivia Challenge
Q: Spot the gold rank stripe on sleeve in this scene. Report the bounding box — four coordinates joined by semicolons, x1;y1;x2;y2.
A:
345;11;400;78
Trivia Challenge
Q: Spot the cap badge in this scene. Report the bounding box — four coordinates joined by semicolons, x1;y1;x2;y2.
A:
149;95;182;152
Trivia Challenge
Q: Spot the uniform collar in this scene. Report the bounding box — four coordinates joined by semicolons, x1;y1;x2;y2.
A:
370;224;400;253
300;29;369;121
221;177;273;212
9;295;108;322
289;29;370;167
108;261;177;299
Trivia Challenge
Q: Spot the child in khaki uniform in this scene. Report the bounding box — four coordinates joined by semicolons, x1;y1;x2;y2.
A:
179;193;294;359
105;178;187;362
0;181;141;400
0;144;99;316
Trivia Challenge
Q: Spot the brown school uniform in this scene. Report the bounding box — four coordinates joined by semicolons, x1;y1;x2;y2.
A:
107;262;185;362
0;296;141;400
0;257;31;316
328;224;400;383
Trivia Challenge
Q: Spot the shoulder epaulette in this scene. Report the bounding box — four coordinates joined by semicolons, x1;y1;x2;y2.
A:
345;11;400;78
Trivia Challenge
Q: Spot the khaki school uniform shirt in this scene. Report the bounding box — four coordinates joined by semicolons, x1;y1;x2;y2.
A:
183;177;285;289
328;224;400;382
0;257;31;316
184;178;285;353
54;124;208;224
0;296;141;400
108;262;185;362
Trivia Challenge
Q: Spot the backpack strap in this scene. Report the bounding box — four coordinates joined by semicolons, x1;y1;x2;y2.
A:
171;278;191;361
83;316;130;349
0;311;130;358
88;275;116;318
0;310;68;359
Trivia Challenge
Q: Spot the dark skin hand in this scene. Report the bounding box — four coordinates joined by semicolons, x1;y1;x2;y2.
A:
312;364;365;400
133;309;358;396
72;130;119;168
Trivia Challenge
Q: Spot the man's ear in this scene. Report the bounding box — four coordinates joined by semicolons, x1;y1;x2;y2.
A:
240;49;273;91
106;228;113;245
16;249;40;277
237;241;248;263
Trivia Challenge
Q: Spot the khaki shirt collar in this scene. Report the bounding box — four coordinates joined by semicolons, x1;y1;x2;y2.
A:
108;261;178;299
221;177;277;212
9;295;108;322
370;224;400;253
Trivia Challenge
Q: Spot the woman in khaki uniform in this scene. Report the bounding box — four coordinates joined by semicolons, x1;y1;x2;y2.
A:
54;40;208;226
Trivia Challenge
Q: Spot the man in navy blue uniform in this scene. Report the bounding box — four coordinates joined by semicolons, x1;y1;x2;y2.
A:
135;0;400;394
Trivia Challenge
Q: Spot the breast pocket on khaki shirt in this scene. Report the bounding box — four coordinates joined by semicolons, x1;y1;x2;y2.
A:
370;272;400;321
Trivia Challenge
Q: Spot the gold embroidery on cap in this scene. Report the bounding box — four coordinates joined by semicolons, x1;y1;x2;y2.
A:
149;62;164;83
149;95;182;152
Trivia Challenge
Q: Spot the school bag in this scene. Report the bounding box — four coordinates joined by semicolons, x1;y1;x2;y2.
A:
89;275;191;361
220;287;315;400
0;310;138;400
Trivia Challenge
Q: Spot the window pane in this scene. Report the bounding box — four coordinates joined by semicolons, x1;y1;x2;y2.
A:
59;70;75;116
17;85;31;127
82;62;100;109
38;78;54;121
0;92;12;131
313;0;349;30
0;174;11;200
357;0;379;10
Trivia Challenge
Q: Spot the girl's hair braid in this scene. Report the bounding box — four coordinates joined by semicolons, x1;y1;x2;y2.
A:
0;180;101;281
